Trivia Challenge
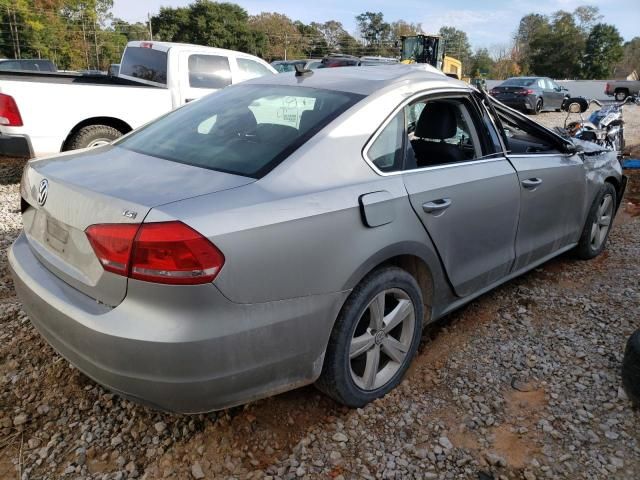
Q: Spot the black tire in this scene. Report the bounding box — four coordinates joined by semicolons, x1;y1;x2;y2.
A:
575;182;617;260
66;124;123;151
533;98;543;115
615;89;628;102
623;329;640;406
316;266;424;407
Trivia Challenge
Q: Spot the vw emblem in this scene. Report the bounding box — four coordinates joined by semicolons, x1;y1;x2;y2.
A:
37;179;49;206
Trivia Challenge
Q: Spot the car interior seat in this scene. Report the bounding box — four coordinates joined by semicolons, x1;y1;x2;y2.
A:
411;101;465;167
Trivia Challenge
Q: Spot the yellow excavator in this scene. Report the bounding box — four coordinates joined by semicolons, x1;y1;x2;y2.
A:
399;34;463;80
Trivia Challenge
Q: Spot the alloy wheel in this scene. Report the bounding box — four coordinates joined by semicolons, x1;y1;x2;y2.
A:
349;289;416;391
590;193;614;250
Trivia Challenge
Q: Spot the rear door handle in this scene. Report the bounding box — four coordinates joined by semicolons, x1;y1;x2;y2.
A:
422;198;452;214
521;178;543;189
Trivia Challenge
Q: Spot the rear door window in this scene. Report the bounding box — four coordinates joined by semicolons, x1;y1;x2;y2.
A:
188;54;231;89
120;46;168;85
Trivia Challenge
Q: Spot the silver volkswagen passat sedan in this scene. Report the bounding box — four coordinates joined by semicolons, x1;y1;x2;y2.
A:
9;65;626;412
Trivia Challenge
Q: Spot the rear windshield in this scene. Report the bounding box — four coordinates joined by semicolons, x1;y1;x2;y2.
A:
502;78;536;87
120;47;168;85
117;84;363;178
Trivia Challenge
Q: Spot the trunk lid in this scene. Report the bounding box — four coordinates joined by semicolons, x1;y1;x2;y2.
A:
491;86;530;99
21;145;254;306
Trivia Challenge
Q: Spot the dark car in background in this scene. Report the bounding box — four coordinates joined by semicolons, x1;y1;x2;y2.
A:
490;77;569;115
271;59;323;72
321;55;361;68
0;59;57;72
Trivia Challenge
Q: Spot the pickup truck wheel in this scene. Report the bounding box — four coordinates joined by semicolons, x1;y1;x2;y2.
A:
66;125;123;151
316;267;423;407
575;182;616;260
614;90;628;102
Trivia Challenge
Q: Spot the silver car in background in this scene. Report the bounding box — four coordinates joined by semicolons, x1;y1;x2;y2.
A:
9;65;626;412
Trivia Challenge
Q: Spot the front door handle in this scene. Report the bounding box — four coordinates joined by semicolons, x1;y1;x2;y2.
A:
521;178;543;189
422;198;452;214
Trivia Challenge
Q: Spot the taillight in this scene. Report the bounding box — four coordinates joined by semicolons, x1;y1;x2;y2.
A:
85;221;224;285
86;224;138;276
605;82;611;93
0;93;23;126
516;89;534;96
489;89;498;95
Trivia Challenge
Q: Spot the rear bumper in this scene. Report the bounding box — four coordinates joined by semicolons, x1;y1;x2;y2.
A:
0;133;33;158
9;232;348;413
495;96;536;111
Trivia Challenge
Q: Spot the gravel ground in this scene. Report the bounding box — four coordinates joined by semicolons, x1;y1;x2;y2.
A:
1;107;640;480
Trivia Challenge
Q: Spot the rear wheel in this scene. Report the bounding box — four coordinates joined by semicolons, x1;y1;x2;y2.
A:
533;98;543;115
316;267;423;407
66;124;124;151
575;183;616;260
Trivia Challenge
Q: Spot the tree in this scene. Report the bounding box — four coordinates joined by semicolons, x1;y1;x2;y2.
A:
573;5;602;34
294;21;328;58
514;13;549;74
529;11;584;78
152;1;264;55
250;13;305;61
489;43;521;79
311;20;348;52
438;26;472;75
356;11;390;53
470;48;494;77
620;37;640;76
583;23;623;79
390;20;421;41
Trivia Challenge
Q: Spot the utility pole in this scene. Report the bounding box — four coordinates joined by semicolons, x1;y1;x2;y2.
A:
148;13;153;41
284;33;288;61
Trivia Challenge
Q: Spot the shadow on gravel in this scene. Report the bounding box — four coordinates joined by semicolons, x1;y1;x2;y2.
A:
0;157;26;185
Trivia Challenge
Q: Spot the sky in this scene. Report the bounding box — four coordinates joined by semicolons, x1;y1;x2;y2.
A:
112;0;639;49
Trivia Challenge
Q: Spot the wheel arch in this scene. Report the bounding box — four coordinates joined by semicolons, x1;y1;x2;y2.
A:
604;175;624;210
61;117;133;151
340;241;451;325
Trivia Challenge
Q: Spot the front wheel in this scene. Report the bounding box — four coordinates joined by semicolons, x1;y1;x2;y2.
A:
575;183;617;260
316;267;423;407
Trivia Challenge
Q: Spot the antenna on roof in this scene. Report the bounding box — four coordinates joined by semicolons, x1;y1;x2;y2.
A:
294;63;313;77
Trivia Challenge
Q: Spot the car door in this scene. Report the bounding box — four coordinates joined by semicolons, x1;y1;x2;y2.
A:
178;52;232;104
494;104;586;271
544;78;564;109
377;92;521;298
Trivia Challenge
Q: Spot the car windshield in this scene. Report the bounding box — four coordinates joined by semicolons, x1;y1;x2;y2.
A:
502;78;536;87
117;85;363;178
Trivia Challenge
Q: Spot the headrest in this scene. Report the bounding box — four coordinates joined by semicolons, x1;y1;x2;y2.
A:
414;101;458;139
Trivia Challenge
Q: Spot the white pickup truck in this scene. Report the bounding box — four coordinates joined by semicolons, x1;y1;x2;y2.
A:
0;41;276;158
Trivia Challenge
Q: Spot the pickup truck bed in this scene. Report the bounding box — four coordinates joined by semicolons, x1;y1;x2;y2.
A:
0;70;158;86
